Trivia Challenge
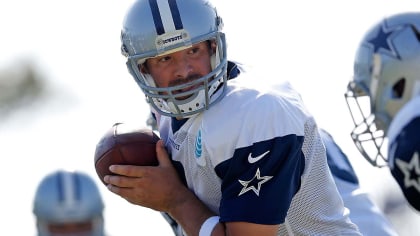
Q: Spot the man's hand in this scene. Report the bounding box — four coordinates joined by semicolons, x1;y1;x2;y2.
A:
104;140;188;212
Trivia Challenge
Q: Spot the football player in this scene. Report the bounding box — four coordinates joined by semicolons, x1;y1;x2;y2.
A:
33;170;105;236
104;0;362;235
345;12;420;211
320;129;398;235
387;97;420;211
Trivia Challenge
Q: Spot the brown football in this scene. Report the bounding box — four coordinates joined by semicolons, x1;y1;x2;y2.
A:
94;123;160;185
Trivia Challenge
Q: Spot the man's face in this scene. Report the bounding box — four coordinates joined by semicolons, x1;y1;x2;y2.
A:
142;41;214;94
47;221;93;236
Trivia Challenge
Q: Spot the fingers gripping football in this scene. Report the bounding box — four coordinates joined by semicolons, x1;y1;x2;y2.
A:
94;123;160;185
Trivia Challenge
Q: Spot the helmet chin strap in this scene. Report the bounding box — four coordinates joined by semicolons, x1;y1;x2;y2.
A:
165;89;206;117
159;55;224;118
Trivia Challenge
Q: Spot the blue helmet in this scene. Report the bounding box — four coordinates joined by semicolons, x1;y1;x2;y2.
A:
345;12;420;167
120;0;228;118
33;170;105;236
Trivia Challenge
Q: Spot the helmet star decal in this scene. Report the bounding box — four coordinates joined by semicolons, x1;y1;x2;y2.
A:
395;151;420;192
238;168;273;196
368;25;399;58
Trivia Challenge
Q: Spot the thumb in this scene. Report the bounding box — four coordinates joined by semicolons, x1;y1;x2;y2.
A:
156;140;171;166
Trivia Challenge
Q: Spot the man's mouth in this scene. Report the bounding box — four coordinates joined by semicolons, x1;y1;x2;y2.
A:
174;84;200;100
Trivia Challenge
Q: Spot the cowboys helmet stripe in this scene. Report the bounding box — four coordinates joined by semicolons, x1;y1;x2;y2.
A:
167;0;183;30
57;171;81;208
149;0;183;35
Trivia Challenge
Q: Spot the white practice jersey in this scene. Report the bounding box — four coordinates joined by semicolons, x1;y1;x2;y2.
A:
158;79;361;235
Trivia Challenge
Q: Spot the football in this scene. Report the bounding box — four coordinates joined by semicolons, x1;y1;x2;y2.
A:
94;122;160;185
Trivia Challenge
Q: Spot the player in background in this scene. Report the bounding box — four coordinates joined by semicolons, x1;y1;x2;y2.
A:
104;0;362;235
320;129;398;236
33;169;106;236
387;97;420;211
345;12;420;211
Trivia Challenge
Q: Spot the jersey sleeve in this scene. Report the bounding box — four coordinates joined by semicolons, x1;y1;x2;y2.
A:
215;134;305;224
212;87;309;224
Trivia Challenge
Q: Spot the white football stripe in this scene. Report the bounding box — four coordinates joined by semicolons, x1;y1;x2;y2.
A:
156;0;176;32
62;171;76;208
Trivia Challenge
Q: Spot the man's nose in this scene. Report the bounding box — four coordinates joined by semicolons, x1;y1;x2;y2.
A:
174;56;193;79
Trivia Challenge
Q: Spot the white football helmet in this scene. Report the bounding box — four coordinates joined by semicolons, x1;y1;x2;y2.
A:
345;12;420;167
33;170;105;236
121;0;228;118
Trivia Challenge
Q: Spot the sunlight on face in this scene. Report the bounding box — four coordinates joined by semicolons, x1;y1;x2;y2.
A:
143;41;213;89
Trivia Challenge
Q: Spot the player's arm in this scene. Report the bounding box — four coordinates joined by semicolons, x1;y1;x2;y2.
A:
105;141;279;236
167;192;279;236
164;187;279;236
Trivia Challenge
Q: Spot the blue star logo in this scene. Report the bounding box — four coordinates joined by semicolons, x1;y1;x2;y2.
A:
368;25;394;54
238;168;273;196
395;151;420;192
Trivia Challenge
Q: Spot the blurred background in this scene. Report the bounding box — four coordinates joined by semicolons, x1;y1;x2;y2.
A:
0;0;419;235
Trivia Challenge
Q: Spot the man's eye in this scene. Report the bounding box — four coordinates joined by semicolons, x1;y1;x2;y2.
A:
189;48;199;54
159;56;171;62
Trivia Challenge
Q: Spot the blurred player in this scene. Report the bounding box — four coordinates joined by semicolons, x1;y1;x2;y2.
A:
33;169;106;236
387;96;420;211
320;129;398;236
345;12;420;211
